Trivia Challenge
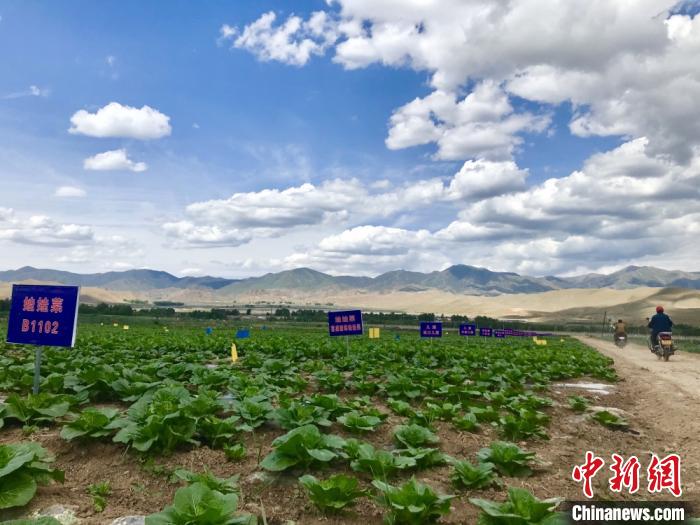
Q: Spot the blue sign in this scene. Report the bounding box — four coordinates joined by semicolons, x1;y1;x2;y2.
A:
494;329;506;338
205;327;213;335
479;327;493;337
328;310;363;337
420;322;442;338
236;329;250;339
459;324;476;336
7;284;80;348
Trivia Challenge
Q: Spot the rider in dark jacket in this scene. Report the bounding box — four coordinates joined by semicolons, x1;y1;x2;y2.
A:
648;306;673;348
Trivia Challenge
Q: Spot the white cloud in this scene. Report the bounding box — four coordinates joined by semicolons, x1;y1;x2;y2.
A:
386;81;550;160
163;159;527;247
69;102;171;140
83;149;147;172
55;186;87;198
2;85;50;99
232;2;700;162
271;138;700;275
221;11;338;66
179;267;204;277
0;210;94;246
318;225;432;256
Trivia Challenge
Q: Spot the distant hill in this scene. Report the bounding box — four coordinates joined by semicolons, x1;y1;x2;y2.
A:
0;266;237;291
1;264;699;296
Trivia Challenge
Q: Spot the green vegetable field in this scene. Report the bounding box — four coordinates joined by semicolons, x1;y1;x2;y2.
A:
0;323;625;523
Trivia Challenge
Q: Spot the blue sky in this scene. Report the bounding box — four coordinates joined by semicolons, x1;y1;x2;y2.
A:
1;1;699;277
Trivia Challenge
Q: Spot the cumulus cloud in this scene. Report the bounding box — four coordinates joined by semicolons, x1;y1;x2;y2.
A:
55;186;87;198
272;138;700;275
69;102;171;140
386;82;550;160
163;159;528;246
0;210;94;246
83;149;147;172
231;1;700;162
220;11;338;66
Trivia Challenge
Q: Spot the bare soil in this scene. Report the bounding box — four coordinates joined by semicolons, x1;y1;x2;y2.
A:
1;337;698;524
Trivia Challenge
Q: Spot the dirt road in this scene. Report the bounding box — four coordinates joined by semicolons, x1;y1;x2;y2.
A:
577;335;700;500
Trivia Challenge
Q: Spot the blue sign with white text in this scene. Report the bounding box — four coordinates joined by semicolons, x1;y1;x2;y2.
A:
494;329;506;338
236;329;250;339
459;324;476;336
6;284;80;348
420;322;442;338
328;310;363;336
479;327;493;337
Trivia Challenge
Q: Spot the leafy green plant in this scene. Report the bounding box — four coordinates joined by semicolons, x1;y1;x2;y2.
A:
373;477;454;524
337;411;382;433
393;424;439;448
451;460;498;490
568;396;589;412
477;442;536;477
397;447;449;470
233;396;273;431
0;442;64;509
145;482;257;524
60;407;120;441
111;386;200;454
306;394;349;419
224;443;246;462
88;481;111;512
273;401;331;430
172;468;239;494
314;370;345;393
453;412;480;432
424;402;460;421
387;398;413;417
299;474;367;512
199;416;240;448
346;442;415;477
470;487;563;525
499;409;549;440
260;424;346;471
2;393;76;425
592;410;628;429
470;406;501;423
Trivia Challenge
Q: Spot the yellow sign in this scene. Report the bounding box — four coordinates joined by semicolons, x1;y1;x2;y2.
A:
368;327;380;339
123;325;130;330
113;323;119;327
231;343;238;363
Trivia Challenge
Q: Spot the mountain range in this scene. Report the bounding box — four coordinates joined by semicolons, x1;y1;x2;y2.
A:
1;264;699;296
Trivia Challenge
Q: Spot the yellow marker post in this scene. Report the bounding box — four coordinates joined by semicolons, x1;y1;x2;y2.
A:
123;325;129;330
231;343;238;363
369;327;380;339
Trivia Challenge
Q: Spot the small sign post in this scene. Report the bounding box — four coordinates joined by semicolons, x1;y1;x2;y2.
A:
420;322;442;343
6;284;80;394
459;324;476;336
479;327;493;337
328;310;363;353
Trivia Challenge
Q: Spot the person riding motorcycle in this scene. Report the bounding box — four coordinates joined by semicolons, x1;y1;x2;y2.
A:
613;319;627;342
648;306;673;351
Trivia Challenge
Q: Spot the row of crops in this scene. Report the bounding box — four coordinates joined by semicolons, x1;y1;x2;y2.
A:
0;324;617;524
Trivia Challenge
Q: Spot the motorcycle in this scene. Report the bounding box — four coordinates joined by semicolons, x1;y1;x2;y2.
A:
614;334;627;348
649;331;675;361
